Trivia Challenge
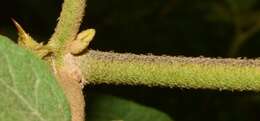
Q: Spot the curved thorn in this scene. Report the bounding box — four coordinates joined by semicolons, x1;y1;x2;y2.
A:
12;19;39;47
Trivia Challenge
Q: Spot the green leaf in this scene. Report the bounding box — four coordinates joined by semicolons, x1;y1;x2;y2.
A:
0;35;71;121
87;93;173;121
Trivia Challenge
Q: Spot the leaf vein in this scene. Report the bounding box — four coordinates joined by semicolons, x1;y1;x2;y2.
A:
1;51;46;121
0;78;46;121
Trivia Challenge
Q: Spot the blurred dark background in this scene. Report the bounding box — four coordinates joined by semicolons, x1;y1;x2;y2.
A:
1;0;260;121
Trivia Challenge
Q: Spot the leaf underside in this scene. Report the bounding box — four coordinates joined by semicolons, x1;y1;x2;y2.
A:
0;35;71;121
87;93;173;121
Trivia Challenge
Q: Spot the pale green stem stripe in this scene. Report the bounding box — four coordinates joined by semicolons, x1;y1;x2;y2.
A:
80;50;260;91
48;0;85;50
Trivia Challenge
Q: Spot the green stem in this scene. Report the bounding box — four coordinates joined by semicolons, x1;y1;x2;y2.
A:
48;0;85;53
80;50;260;91
43;1;87;121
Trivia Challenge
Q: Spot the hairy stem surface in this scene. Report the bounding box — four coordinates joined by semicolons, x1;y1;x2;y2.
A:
80;50;260;91
47;0;87;121
48;0;85;54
